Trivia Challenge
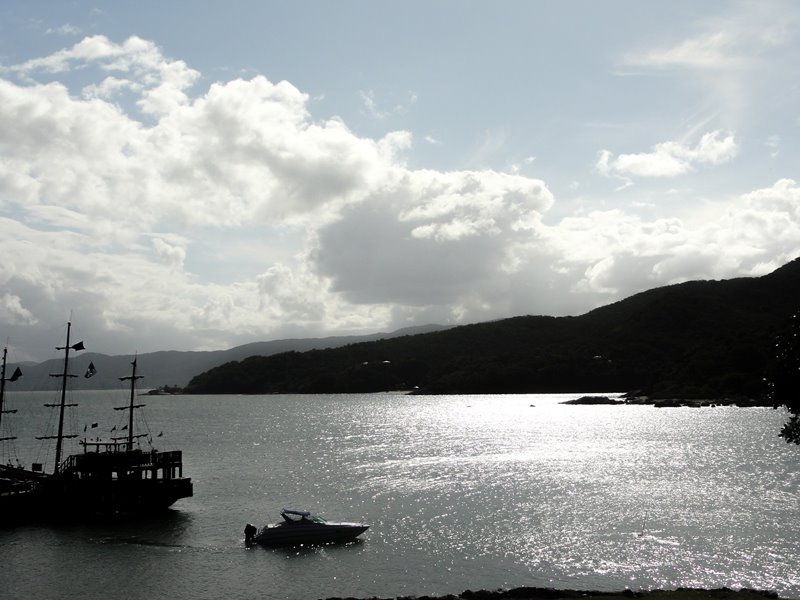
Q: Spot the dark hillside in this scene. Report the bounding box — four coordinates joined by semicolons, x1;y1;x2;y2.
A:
8;324;450;391
184;258;800;396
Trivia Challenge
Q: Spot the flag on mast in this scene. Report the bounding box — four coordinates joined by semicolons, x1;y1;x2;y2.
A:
84;362;97;378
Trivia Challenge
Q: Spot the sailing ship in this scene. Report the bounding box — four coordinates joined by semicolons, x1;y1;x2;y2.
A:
0;322;192;519
0;345;38;514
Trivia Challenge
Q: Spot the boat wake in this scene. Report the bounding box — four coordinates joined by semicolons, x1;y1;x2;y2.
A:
634;533;681;546
94;536;191;549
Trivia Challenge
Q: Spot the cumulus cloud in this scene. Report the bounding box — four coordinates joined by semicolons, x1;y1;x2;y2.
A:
314;168;553;307
552;178;800;300
2;35;199;116
598;131;738;178
0;68;401;234
0;293;37;325
152;237;186;269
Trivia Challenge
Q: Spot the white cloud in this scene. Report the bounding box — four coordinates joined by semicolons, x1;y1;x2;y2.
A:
551;178;800;300
631;31;750;70
0;293;37;325
313;169;554;307
152;237;186;269
82;75;141;100
2;35;199;116
766;134;780;157
612;147;692;178
620;4;795;136
5;35;129;75
360;89;418;119
470;128;507;166
0;70;404;233
598;131;738;178
46;24;82;36
360;89;388;119
626;4;791;70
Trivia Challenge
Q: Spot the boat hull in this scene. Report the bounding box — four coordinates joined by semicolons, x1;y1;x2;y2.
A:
251;522;368;546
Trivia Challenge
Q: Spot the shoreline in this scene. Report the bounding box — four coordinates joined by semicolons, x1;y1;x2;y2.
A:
562;394;772;408
321;587;792;600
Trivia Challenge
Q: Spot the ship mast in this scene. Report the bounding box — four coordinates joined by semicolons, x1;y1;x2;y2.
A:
50;322;84;475
118;357;145;451
0;346;23;442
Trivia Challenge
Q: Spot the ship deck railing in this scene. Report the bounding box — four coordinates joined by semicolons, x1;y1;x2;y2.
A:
0;464;47;481
60;449;185;480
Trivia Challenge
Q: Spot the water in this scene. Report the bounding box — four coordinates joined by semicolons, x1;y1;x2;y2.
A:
1;392;798;600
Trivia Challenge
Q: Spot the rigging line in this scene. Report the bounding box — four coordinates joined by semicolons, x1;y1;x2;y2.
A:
140;409;152;437
36;393;60;464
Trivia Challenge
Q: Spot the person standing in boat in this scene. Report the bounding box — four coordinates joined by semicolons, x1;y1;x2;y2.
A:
244;523;258;545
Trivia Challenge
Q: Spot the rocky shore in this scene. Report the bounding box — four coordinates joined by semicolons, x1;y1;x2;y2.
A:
322;587;789;600
561;394;772;408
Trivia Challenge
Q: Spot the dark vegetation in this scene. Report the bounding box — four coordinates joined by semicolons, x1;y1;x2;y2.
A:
9;325;449;391
184;258;800;400
767;309;800;444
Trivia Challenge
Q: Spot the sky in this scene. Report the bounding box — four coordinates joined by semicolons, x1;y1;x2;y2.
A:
1;1;799;362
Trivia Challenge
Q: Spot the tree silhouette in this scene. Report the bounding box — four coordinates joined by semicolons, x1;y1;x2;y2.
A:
769;311;800;444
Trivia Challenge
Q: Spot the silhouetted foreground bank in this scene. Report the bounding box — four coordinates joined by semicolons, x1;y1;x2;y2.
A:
321;587;787;600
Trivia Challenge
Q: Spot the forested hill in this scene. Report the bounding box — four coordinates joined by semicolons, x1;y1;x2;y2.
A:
8;324;450;391
184;258;800;397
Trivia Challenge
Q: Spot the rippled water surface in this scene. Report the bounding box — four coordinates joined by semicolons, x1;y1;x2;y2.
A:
1;392;798;600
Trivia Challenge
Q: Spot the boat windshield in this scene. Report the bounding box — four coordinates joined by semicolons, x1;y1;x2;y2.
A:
280;510;326;523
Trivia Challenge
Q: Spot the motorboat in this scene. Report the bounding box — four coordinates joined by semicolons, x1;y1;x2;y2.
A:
245;509;368;546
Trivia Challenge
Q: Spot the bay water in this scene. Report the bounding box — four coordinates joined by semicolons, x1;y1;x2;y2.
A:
0;392;798;600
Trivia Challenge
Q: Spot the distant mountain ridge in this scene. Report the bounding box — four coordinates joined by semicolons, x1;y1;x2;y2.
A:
7;324;451;391
183;257;800;396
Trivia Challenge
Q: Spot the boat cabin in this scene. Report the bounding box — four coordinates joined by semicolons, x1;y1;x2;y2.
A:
59;439;186;482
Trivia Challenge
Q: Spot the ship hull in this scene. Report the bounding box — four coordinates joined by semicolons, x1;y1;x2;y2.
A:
0;452;193;521
1;477;192;522
43;476;194;515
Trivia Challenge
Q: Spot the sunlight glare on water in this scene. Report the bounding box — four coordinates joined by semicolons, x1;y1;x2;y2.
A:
1;392;798;600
